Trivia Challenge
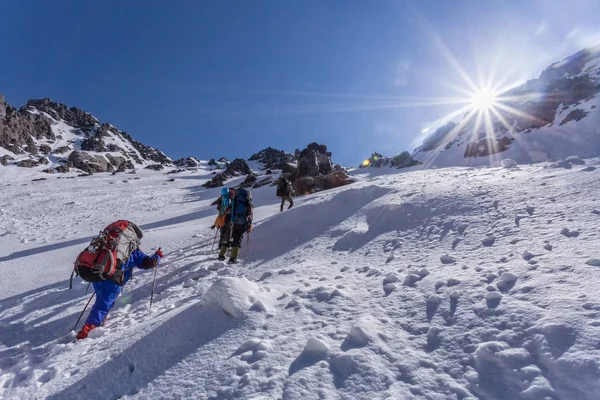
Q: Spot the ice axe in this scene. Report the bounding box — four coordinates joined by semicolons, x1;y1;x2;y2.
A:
149;247;161;308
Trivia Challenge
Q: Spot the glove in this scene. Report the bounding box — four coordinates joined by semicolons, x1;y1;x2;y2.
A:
154;248;164;258
210;225;215;230
245;224;252;233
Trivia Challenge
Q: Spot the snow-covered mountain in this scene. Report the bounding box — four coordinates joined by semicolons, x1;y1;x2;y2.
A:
413;45;600;167
0;96;173;175
1;156;600;399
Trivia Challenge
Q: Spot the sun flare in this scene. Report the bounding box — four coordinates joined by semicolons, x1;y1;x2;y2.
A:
470;88;498;111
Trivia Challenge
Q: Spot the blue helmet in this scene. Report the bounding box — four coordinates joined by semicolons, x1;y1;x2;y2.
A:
221;188;230;197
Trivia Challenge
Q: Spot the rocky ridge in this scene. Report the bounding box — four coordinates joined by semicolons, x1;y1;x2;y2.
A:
0;96;173;174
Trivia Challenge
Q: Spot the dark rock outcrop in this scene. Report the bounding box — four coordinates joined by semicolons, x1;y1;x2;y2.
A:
464;137;514;158
1;95;175;174
39;144;52;155
23;98;98;128
80;135;107;152
249;147;295;169
17;159;39;168
173;157;200;168
68;151;112;174
145;164;164;171
120;131;171;165
295;171;354;194
54;146;71;154
292;142;353;194
1;155;14;166
241;174;257;187
0;95;54;154
253;177;275;189
227;158;253;175
360;151;422;169
560;109;588;125
203;158;254;188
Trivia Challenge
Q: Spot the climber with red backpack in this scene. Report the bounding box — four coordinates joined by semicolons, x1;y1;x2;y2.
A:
70;220;163;340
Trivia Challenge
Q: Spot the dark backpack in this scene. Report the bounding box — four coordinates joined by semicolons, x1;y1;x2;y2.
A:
232;188;252;226
70;220;143;287
276;179;288;197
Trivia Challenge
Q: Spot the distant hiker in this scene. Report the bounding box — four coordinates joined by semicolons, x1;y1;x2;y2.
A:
70;220;163;340
215;187;253;263
277;177;294;212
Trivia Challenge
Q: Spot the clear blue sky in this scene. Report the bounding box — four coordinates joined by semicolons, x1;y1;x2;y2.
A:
1;0;599;165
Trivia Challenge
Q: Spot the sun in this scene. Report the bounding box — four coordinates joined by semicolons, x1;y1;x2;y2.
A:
470;88;498;111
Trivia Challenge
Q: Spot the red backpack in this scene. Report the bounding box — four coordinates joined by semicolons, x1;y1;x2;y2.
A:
69;220;143;288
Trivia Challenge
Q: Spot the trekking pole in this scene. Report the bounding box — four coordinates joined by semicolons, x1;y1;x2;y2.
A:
211;229;219;252
73;293;95;332
85;282;91;294
149;248;161;308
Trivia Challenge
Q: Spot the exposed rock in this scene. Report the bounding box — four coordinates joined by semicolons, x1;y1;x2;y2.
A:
17;159;39;168
68;151;111;173
39;144;52;155
80;134;107;152
227;158;253;175
173;157;200;168
203;158;254;188
54;146;71;154
464;136;514;158
249;147;295;169
22;98;98;128
107;144;124;152
1;155;14;166
292;143;353;194
203;173;228;188
0;96;54;154
295;171;353;194
38;157;49;165
145;164;164;171
360;151;422;169
253;177;275;189
560;109;588;125
241;174;257;187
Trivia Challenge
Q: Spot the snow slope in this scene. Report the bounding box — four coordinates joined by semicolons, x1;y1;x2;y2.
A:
1;157;600;399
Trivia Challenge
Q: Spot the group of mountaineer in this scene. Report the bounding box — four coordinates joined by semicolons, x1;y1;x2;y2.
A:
70;176;295;340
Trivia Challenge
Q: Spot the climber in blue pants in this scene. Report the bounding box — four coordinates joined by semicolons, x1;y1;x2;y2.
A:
77;248;163;339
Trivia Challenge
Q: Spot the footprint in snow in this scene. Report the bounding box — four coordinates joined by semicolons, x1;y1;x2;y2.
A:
426;295;442;320
496;272;518;293
440;254;457;264
481;236;496;247
525;206;535;216
486;292;502;308
449;291;460;316
426;326;443;352
452;238;461;250
341;326;371;351
561;228;580;238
